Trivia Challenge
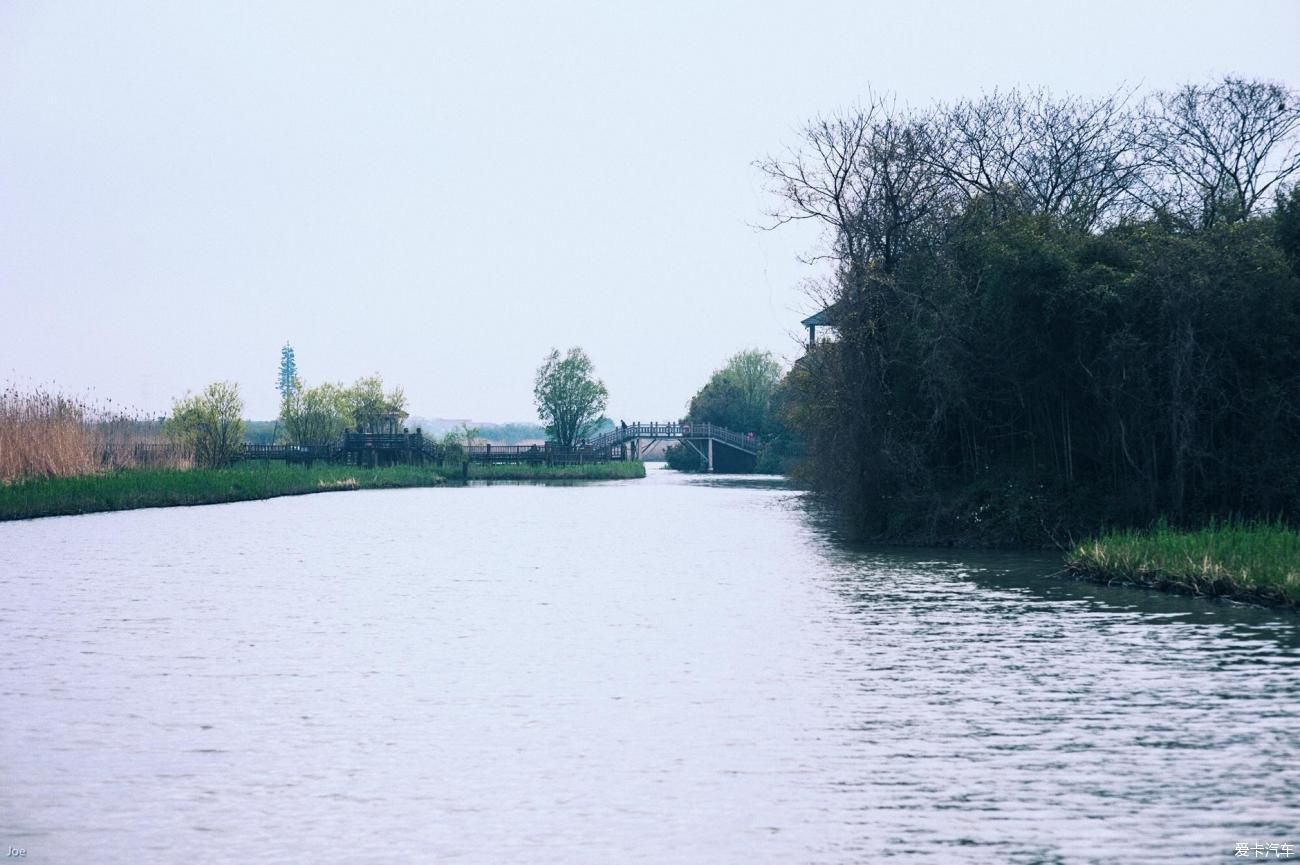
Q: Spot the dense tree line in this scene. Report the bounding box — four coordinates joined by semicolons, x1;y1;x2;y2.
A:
766;77;1300;543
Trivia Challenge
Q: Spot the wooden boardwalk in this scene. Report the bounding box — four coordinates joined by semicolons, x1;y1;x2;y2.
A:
127;423;761;471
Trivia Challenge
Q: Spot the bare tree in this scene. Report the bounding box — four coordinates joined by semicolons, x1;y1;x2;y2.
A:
1145;77;1300;227
928;88;1146;230
858;109;952;276
924;90;1027;209
759;97;949;304
759;105;879;290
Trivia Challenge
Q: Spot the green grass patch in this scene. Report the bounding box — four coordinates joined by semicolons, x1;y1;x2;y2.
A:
1066;520;1300;608
0;463;453;522
468;461;646;481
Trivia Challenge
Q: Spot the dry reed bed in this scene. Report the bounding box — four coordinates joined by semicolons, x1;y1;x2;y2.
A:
0;387;183;483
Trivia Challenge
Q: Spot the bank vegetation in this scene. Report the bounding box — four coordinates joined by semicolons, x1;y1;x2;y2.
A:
0;387;180;482
2;352;642;520
1067;522;1300;608
0;463;454;522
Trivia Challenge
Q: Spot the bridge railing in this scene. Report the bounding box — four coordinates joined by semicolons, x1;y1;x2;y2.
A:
587;422;761;454
693;422;761;452
589;423;692;450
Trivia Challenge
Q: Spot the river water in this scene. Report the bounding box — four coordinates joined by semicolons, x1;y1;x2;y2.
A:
1;465;1295;863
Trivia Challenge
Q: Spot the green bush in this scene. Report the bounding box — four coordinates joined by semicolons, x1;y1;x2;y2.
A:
165;382;245;468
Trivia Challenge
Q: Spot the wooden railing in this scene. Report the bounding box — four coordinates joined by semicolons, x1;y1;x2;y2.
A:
343;432;424;451
128;442;190;465
241;444;337;462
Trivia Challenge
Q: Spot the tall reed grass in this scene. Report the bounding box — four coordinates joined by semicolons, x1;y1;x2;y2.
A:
0;387;183;483
1067;520;1300;607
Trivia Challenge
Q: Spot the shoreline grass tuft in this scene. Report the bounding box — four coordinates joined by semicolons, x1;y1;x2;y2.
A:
1066;520;1300;608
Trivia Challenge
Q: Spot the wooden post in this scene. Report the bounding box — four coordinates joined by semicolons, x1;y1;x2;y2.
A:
707;438;714;472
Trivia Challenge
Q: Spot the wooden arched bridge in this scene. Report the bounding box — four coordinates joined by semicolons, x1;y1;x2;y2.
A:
586;422;760;471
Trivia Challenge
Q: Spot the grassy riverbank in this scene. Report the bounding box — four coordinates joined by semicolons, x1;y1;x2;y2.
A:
0;460;649;521
1066;522;1300;608
468;461;646;481
0;463;453;521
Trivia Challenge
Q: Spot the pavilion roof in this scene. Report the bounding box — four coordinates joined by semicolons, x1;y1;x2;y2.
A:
801;306;836;327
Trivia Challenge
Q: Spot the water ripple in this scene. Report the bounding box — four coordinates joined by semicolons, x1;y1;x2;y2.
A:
0;467;1295;864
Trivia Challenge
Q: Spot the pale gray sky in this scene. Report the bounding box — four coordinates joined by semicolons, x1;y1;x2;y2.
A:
3;1;1298;422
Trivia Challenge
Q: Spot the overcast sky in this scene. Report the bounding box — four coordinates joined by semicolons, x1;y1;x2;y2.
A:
3;1;1298;422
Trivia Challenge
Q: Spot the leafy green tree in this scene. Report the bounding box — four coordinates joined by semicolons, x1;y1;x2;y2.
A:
534;347;608;448
686;350;783;434
282;382;349;447
666;350;786;473
165;381;245;468
279;373;409;443
344;375;408;432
